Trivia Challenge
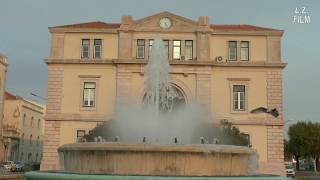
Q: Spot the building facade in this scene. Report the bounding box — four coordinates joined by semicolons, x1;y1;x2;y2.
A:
3;92;45;164
41;12;286;175
0;53;8;161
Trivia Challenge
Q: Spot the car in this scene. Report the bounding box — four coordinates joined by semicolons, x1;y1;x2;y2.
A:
2;161;15;172
285;164;295;177
14;161;25;172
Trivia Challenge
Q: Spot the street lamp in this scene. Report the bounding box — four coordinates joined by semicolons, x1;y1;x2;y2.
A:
30;93;47;101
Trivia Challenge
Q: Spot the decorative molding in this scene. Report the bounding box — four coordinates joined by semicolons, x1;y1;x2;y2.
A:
45;59;287;68
227;78;251;81
78;75;101;78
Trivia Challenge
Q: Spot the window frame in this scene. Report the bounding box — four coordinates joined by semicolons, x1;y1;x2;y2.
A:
163;40;169;59
82;82;96;107
228;79;249;114
173;40;181;60
79;76;100;111
233;85;246;111
81;39;90;59
240;41;249;61
185;40;193;60
136;39;145;59
93;39;102;59
228;41;237;61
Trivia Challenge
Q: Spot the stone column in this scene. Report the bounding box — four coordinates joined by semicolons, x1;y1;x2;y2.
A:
118;16;133;60
263;70;285;176
40;67;63;170
196;16;212;61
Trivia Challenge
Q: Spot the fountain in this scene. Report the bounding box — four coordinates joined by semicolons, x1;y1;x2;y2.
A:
25;36;285;179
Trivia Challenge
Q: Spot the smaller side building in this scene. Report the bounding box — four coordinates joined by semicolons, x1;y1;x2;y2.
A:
3;92;45;164
0;53;8;161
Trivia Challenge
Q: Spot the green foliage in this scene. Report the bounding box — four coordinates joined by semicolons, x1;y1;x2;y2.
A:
217;119;250;146
286;121;320;171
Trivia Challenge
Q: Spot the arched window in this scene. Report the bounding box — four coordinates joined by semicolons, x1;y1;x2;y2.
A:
23;114;26;125
37;136;40;146
31;117;34;128
28;153;32;162
37;119;41;128
30;134;33;145
21;133;25;145
20;152;24;161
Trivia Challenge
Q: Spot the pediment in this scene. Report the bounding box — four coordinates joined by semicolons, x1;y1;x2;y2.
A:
133;12;198;32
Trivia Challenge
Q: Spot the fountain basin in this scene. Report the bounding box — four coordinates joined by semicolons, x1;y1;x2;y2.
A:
58;142;258;176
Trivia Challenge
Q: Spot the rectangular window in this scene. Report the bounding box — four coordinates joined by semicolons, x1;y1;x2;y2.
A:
136;39;145;59
173;40;181;60
81;39;90;59
94;39;102;59
233;85;245;111
185;40;193;60
148;39;153;58
240;41;249;61
83;82;96;107
228;41;237;61
163;40;169;59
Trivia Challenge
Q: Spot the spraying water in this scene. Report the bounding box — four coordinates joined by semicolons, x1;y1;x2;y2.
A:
144;35;171;116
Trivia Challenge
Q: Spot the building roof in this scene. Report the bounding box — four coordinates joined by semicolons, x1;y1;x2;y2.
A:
51;21;120;29
5;91;17;100
210;24;280;31
50;21;281;32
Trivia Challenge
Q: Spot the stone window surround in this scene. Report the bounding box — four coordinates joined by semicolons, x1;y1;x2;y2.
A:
133;38;196;61
226;40;251;62
228;78;250;114
79;75;101;111
80;38;103;60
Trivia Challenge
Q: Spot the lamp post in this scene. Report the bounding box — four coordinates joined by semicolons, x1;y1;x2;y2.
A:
30;93;47;101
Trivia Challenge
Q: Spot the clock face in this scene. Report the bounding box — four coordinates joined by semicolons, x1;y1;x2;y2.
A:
159;17;172;29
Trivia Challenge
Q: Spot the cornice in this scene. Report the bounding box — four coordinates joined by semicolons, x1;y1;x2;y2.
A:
44;59;287;68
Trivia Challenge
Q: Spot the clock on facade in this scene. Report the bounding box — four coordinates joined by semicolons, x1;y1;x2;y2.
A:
159;17;172;29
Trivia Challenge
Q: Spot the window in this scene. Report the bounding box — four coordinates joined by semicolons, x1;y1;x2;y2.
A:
136;39;145;59
28;153;32;162
228;41;237;61
163;40;169;59
148;39;153;58
20;152;24;161
37;119;41;129
240;41;249;61
21;133;24;145
83;82;96;107
31;117;34;128
81;39;90;59
185;40;193;60
173;40;181;59
23;114;26;125
233;85;245;111
30;134;33;145
77;130;86;142
94;39;102;59
37;136;40;146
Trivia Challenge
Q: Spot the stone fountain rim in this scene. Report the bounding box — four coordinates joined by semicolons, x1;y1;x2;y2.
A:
58;142;255;154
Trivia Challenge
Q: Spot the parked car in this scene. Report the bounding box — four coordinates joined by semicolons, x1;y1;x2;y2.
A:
14;161;25;172
2;161;15;172
285;164;295;177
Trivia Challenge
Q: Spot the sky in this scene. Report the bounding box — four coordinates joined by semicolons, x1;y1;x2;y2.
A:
0;0;319;122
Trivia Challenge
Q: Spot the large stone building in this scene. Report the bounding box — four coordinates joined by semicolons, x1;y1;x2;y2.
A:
0;53;8;161
41;12;286;175
3;92;45;163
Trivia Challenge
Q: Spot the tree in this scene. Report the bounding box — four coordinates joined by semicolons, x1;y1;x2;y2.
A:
287;122;309;170
287;121;320;171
